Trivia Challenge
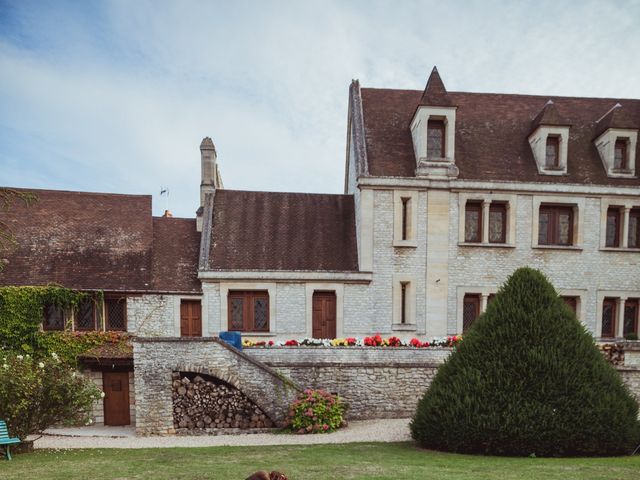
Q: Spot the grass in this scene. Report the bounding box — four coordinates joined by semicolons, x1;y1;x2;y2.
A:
1;442;639;480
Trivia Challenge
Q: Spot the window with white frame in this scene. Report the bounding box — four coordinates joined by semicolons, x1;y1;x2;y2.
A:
600;199;640;250
393;275;416;328
393;190;418;247
459;194;515;246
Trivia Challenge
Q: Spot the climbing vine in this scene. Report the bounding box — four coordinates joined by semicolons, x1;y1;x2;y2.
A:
0;188;38;272
0;285;123;365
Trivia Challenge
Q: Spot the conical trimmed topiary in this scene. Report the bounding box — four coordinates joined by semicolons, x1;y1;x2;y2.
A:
410;267;640;456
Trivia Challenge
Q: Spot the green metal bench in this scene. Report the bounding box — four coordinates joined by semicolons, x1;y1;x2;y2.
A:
0;421;20;460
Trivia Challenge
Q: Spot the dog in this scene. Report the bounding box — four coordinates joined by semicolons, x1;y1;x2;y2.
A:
245;471;288;480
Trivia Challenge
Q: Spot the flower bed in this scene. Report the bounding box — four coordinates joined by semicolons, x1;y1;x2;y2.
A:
242;334;461;348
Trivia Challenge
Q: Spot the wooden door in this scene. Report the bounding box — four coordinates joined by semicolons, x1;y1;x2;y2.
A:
312;292;336;339
103;372;130;426
180;300;202;337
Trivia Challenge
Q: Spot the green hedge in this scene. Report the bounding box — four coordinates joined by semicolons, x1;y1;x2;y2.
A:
410;267;640;456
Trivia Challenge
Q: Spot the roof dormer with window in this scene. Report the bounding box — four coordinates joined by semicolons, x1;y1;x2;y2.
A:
594;104;637;178
410;67;458;179
528;100;571;176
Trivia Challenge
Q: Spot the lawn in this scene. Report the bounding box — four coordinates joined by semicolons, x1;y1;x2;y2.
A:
1;442;639;480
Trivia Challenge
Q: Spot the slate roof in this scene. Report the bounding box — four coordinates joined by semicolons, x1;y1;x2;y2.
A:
360;88;640;186
0;188;200;293
207;189;358;272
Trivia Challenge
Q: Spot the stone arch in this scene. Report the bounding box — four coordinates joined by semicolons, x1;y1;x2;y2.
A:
133;337;301;435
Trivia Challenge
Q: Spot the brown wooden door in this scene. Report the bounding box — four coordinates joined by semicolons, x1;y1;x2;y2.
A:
180;300;202;337
103;372;130;426
312;292;336;339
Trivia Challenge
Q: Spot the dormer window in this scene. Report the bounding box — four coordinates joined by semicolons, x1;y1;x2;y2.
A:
614;138;628;170
545;136;560;168
427;120;445;159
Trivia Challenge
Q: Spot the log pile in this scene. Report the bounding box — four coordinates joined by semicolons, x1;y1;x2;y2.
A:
172;373;273;431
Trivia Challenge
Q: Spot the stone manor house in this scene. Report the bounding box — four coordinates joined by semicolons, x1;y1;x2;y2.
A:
1;67;639;428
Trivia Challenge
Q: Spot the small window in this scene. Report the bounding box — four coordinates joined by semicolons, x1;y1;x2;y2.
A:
75;297;97;331
605;207;621;247
464;201;482;243
624;299;639;338
488;203;507;244
228;291;269;332
629;208;640;249
427;120;445;159
538;205;574;246
105;297;127;331
400;282;408;324
462;294;480;332
601;298;617;338
614;138;628;170
545;136;560;168
43;303;65;331
401;197;410;241
561;296;578;315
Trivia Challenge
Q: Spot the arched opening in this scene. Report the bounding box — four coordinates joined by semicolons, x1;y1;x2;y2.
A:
172;371;274;431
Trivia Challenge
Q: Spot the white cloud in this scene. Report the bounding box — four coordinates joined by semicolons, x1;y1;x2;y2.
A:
1;0;639;216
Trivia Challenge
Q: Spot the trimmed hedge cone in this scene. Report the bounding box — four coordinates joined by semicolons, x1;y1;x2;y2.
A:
410;267;640;456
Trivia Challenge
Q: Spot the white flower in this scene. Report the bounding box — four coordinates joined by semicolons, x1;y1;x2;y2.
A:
71;372;77;378
51;352;59;360
38;362;45;368
25;354;30;359
2;364;8;370
85;419;93;426
100;392;106;398
16;355;23;361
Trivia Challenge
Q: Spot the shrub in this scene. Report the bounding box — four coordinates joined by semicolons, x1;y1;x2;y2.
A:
287;389;345;434
410;267;640;457
0;351;102;439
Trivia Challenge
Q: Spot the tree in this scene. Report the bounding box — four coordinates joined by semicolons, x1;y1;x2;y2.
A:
0;351;102;440
410;267;640;456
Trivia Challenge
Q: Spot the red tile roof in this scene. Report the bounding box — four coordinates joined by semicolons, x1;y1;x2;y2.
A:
361;88;640;186
0;188;200;293
207;190;358;271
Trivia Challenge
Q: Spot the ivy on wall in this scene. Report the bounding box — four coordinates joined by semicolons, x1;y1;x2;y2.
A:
0;285;124;365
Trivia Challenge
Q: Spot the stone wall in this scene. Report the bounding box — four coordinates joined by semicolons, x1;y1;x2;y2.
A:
447;193;640;336
245;346;640;420
133;338;301;435
245;347;448;419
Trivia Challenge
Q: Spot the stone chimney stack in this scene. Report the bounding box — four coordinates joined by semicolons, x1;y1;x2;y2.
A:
200;136;217;207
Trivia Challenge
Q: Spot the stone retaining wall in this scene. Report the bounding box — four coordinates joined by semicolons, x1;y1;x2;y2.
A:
245;346;640;420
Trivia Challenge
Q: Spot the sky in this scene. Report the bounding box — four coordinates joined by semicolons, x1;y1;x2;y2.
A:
1;0;640;217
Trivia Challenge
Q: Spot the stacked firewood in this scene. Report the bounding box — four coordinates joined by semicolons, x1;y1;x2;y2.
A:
172;373;273;430
599;343;625;366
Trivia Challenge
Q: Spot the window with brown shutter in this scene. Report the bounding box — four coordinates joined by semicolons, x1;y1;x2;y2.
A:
601;298;617;338
629;208;640;249
75;297;97;331
538;205;574;246
180;300;202;337
105;297;127;331
43;303;65;331
228;291;269;332
605;207;621;247
614;138;628;170
464;201;482;243
427;120;445;159
624;299;639;338
488;203;507;244
545;136;560;168
462;294;480;332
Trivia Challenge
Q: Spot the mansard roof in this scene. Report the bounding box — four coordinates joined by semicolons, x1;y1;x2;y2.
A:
206;190;358;272
360;87;640;186
0;188;201;293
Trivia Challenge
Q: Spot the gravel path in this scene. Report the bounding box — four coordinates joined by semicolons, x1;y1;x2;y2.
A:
33;419;412;449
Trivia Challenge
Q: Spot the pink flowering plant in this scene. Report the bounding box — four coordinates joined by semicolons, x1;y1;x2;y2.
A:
287;389;346;434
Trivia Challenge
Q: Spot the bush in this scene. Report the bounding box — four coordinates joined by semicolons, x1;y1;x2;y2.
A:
287;389;346;434
0;351;102;439
410;267;640;456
